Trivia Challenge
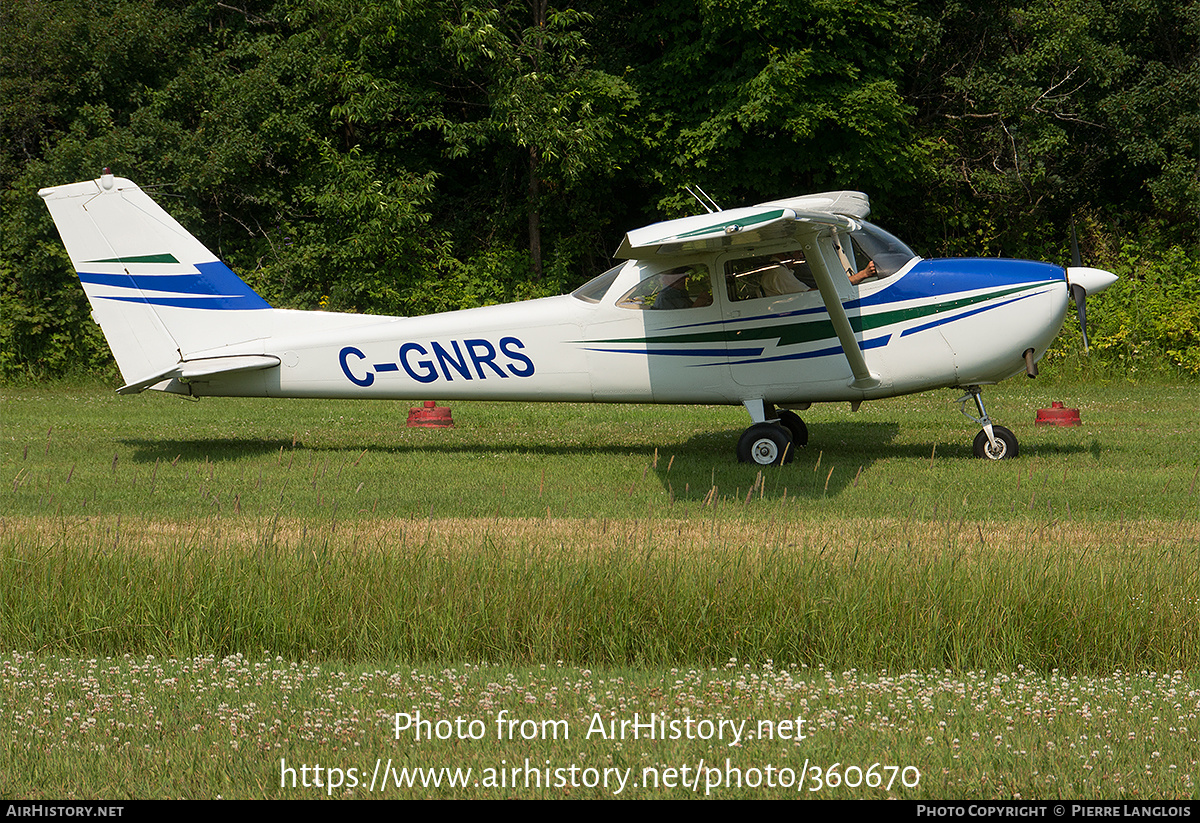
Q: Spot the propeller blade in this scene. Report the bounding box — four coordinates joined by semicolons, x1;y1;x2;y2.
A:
1070;282;1090;353
1065;223;1116;355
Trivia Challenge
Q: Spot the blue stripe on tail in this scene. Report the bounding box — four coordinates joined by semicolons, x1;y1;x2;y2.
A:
78;261;271;310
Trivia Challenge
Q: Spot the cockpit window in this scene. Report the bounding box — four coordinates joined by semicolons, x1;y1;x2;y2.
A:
571;263;624;303
724;252;816;301
849;222;917;279
617;264;713;310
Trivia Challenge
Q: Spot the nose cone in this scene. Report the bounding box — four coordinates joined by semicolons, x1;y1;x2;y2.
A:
1067;266;1118;295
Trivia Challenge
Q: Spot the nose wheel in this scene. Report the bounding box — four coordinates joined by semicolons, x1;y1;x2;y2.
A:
972;425;1017;459
957;386;1019;460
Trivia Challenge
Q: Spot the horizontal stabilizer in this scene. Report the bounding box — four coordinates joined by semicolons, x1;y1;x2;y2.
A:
117;354;281;395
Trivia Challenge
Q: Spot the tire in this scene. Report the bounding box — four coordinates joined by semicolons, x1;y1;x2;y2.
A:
737;423;794;466
777;409;809;448
972;425;1018;460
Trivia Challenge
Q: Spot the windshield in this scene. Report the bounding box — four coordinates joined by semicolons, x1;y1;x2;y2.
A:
616;264;713;310
571;263;624;303
850;222;917;278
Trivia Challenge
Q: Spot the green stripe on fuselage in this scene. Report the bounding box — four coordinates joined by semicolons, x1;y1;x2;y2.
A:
592;283;1043;348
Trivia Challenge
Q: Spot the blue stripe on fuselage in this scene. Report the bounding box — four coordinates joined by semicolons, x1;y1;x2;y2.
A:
898;289;1052;337
853;258;1065;309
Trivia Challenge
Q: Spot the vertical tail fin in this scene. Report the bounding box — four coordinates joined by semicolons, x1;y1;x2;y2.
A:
39;173;272;388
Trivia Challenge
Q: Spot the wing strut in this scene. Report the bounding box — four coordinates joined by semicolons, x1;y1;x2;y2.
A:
809;230;880;390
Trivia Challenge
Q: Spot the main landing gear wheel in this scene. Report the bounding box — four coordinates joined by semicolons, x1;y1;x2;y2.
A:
737;422;795;466
777;409;809;448
973;425;1018;460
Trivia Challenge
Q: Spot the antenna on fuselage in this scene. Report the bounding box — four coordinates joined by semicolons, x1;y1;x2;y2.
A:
685;185;723;214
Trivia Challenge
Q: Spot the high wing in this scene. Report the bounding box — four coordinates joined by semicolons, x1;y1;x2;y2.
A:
615;191;869;258
616;190;880;388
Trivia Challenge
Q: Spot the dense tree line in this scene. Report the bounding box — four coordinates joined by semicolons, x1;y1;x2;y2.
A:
2;0;1197;379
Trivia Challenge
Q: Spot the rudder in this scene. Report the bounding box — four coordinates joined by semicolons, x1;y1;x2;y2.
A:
39;173;272;388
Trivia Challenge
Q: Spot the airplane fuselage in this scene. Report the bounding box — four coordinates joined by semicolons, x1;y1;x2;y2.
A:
184;255;1069;408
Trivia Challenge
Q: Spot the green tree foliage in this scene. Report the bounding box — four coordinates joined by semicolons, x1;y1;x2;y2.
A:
597;0;924;216
905;0;1200;255
1;0;208;376
1043;233;1200;378
433;1;639;279
1099;2;1200;236
2;0;1198;380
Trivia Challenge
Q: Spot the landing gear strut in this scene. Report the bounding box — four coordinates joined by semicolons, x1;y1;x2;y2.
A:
956;386;1018;460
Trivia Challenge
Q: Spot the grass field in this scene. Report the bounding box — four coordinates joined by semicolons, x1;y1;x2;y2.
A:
1;377;1198;798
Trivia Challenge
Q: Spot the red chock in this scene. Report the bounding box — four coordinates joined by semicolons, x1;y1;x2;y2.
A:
407;400;454;428
1035;401;1081;427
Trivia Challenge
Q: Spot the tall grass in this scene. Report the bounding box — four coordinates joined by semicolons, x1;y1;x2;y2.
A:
3;514;1196;671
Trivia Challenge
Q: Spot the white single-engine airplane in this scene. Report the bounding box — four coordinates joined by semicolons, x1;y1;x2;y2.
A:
40;172;1117;464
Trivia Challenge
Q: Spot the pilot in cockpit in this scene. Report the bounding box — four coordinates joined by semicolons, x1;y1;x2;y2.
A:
652;266;712;309
760;254;811;296
850;260;878;284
